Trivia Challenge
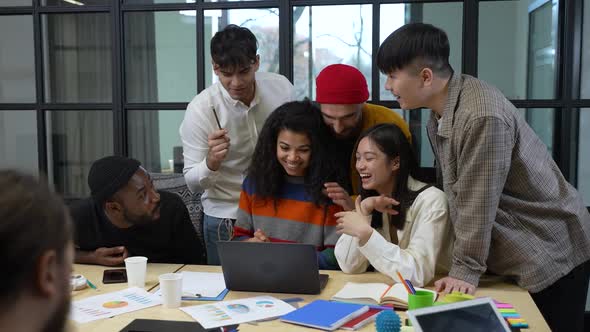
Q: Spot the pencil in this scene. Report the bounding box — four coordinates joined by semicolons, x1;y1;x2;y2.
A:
379;283;393;300
86;279;97;290
397;271;412;294
212;106;222;129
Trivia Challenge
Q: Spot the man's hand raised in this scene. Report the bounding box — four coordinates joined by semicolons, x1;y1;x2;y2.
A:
206;129;230;171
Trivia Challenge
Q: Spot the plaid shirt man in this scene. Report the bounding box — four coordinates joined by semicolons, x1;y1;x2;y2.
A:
427;73;590;293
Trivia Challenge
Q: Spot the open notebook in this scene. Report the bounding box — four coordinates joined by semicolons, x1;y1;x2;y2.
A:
332;282;437;309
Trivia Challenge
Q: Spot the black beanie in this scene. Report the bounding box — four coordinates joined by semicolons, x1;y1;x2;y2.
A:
88;156;141;203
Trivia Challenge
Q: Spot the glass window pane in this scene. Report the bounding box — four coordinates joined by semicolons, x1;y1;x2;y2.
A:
579;109;590;205
293;5;372;100
124;0;194;4
204;8;279;87
47;111;113;198
125;11;196;103
409;108;555;169
404;109;437;168
479;0;558;99
581;0;590;98
126;0;264;3
518;108;555;154
0;0;32;6
125;0;263;3
0;111;38;175
127;110;185;174
0;15;35;103
42;0;107;6
42;13;112;103
379;2;463;101
415;109;435;168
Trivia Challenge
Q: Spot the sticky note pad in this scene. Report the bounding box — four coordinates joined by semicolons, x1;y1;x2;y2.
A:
501;313;521;318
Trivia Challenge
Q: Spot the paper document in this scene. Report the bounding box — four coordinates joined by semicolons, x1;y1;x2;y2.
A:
180;296;295;329
154;271;227;300
71;287;162;323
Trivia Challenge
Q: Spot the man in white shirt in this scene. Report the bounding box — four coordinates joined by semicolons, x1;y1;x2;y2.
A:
180;24;295;265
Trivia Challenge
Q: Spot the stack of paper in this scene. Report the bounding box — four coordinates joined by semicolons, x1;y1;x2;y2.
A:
154;271;228;301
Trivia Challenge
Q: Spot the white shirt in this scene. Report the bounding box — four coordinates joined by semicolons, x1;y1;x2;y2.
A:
335;177;453;287
179;72;296;219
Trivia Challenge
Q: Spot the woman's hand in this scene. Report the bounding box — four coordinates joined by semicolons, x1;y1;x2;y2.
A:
323;182;354;211
244;229;270;242
335;209;373;245
359;195;399;216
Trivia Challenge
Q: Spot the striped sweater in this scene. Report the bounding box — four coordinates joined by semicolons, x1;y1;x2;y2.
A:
233;176;342;269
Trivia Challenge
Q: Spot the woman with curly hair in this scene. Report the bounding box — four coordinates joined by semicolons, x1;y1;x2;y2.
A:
233;100;346;269
334;124;453;286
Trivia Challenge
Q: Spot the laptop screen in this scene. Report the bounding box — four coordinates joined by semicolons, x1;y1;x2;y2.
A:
217;241;328;294
408;298;511;332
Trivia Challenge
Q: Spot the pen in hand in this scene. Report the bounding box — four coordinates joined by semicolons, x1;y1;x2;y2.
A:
212;106;222;130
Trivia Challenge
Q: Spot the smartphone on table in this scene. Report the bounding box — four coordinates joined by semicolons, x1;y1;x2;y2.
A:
103;268;127;284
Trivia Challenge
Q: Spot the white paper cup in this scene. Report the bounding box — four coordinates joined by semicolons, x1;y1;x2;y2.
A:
124;256;148;288
159;273;183;308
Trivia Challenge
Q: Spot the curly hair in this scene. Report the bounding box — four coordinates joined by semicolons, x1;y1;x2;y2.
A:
355;123;424;230
246;99;346;208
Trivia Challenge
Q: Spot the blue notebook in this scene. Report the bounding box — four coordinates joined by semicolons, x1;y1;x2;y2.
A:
281;300;368;331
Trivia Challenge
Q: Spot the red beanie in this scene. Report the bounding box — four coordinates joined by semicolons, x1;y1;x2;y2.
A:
316;64;369;104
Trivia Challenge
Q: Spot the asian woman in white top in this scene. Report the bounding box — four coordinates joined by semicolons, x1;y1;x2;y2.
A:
334;123;453;287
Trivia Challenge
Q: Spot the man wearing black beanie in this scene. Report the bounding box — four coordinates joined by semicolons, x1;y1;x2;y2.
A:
70;156;205;265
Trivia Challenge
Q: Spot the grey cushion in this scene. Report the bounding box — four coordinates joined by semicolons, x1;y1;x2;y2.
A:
151;172;205;250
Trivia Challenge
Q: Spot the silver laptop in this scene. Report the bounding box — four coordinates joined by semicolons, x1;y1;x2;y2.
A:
216;241;329;294
407;297;511;332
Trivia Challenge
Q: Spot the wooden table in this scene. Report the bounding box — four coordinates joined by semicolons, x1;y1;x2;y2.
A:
68;263;183;332
68;265;551;332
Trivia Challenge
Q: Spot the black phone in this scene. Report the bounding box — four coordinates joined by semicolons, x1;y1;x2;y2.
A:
102;268;127;284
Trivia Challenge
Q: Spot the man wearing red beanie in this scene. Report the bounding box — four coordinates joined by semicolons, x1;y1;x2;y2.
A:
317;64;411;211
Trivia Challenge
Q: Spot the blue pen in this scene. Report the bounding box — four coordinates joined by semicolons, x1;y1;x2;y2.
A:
405;279;416;294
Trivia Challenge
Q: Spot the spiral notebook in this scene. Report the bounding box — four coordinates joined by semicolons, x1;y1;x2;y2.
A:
281;300;368;331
